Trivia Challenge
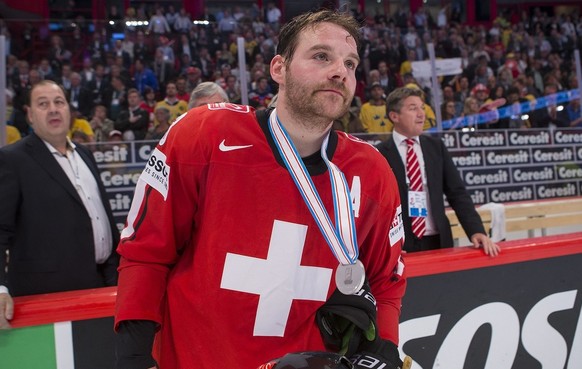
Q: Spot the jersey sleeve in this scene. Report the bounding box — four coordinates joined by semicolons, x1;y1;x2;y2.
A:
114;112;205;328
357;149;406;345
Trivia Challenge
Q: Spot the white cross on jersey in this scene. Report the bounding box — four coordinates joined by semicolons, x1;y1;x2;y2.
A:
220;220;333;337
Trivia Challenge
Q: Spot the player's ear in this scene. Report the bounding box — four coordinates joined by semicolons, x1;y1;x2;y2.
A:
270;55;286;85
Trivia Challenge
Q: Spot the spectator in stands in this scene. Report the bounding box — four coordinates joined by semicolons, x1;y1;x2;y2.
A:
148;7;171;35
133;30;153;66
376;87;499;256
185;66;203;94
0;81;119;330
58;63;73;92
86;31;108;65
153;46;175;91
108;129;123;144
460;96;480;130
4;0;582;133
110;61;132;89
200;6;216;23
115;88;149;141
145;107;171;141
218;9;237;41
155;81;188;124
248;76;274;109
112;39;132;70
454;76;471;105
10;61;35;135
165;4;179;31
121;31;135;61
71;130;91;144
109;75;128;121
5;54;18;83
265;1;282;31
69;105;94;142
441;100;461;127
139;86;157;127
359;82;391;133
216;41;235;67
173;8;192;34
68;72;92;118
158;35;175;67
79;57;96;86
192;46;214;79
442;85;463;117
90;105;115;144
38;58;56;81
224;74;241;104
87;63;111;108
497;86;530;129
133;59;159;96
471;83;491;106
529;83;568;128
11;59;30;90
175;76;190;103
176;33;193;63
48;35;72;72
562;98;582;128
4;88;15;125
376;60;398;94
333;95;364;134
187;82;229;109
5;125;21;146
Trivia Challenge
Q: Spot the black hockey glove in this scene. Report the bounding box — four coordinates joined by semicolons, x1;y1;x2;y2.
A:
316;281;378;357
115;320;158;369
316;282;411;369
350;347;412;369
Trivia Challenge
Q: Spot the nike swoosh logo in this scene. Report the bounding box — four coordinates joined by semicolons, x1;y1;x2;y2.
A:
219;139;253;152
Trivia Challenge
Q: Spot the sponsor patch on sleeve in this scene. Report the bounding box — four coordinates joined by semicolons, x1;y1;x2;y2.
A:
141;147;170;200
207;102;250;113
389;204;404;247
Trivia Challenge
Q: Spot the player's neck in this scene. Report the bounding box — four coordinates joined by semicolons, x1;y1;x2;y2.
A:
275;105;332;157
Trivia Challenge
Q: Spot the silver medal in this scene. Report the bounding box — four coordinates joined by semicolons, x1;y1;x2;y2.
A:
335;259;365;295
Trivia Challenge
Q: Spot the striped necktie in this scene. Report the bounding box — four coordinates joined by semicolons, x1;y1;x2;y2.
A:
405;138;426;238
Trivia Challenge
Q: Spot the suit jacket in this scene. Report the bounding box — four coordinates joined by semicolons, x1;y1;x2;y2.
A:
115;107;150;140
376;134;485;251
0;133;119;296
530;106;570;128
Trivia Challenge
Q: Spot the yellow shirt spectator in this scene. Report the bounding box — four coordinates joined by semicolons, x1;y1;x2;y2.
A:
6;125;21;145
155;99;188;125
359;83;392;133
68;118;95;141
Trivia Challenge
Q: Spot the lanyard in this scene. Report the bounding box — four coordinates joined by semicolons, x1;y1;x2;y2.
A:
267;109;359;265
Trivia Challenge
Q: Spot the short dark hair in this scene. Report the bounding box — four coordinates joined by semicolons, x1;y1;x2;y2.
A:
385;87;424;114
27;80;68;106
276;10;361;64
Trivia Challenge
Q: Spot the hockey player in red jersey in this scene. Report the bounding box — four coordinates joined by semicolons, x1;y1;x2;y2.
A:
114;10;406;369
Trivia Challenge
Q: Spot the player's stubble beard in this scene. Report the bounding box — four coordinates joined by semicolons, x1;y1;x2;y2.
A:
284;71;353;133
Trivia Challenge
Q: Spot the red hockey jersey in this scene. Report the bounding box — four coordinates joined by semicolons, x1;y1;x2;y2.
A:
115;103;406;368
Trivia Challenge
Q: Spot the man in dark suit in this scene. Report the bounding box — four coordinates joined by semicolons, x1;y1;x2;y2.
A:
69;72;93;118
529;83;570;129
376;87;499;256
0;80;120;329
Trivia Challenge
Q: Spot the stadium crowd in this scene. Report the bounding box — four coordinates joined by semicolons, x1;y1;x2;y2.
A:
2;2;582;145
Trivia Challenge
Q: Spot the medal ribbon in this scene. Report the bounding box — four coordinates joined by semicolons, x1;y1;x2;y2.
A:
268;109;358;265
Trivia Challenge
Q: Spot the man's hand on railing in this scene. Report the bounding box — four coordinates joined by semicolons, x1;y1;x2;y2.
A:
0;292;14;329
471;233;500;257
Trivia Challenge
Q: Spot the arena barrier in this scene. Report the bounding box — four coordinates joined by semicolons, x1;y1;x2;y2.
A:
1;233;581;369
